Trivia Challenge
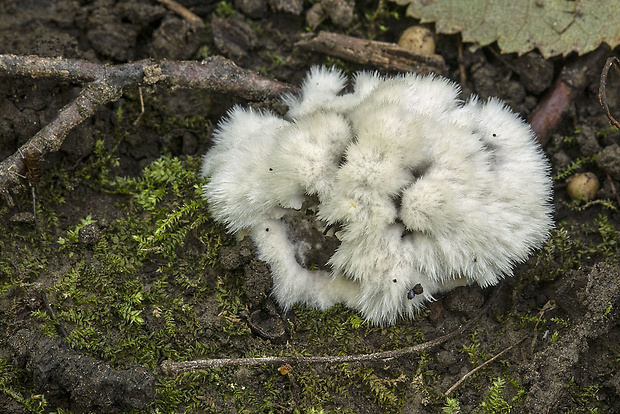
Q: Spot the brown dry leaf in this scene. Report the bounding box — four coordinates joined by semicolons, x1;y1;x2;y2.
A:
278;364;293;375
394;0;620;57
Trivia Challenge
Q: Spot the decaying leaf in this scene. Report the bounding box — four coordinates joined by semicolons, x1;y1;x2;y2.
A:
394;0;620;58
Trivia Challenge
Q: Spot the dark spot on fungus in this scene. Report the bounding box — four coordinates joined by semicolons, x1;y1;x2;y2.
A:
265;228;269;232
393;279;397;283
407;283;424;300
269;167;273;171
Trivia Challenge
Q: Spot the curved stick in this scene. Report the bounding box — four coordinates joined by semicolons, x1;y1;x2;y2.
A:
598;56;620;130
528;46;609;147
0;54;298;205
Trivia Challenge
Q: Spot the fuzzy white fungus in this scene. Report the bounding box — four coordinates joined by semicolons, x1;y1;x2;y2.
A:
201;67;553;325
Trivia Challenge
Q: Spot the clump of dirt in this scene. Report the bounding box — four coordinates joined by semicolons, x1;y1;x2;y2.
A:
520;263;620;413
8;329;155;412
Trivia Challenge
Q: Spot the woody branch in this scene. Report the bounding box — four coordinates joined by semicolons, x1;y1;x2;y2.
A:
0;54;298;205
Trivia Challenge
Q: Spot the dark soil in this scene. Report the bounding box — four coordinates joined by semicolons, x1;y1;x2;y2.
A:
0;1;619;413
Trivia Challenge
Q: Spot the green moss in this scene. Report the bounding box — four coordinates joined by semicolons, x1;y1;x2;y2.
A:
351;366;403;409
109;155;219;262
532;212;620;283
0;359;48;413
563;382;602;413
215;1;235;18
360;0;403;39
480;377;512;414
553;155;597;181
442;397;461;413
461;330;487;366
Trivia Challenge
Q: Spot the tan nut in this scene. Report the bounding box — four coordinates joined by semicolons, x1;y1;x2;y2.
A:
567;172;599;201
398;26;435;55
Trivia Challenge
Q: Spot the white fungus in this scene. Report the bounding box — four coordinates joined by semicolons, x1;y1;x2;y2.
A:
201;67;553;325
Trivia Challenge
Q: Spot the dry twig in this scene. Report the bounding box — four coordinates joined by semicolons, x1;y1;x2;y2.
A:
528;46;609;147
162;321;469;376
444;336;527;396
598;56;620;130
296;31;447;75
0;54;297;205
530;300;556;354
157;0;203;23
161;287;502;377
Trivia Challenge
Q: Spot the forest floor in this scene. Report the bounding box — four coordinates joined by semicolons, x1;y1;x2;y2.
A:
0;1;619;413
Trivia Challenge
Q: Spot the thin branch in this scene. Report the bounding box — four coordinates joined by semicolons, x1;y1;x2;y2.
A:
162;319;471;376
0;54;296;99
0;54;298;205
598;56;620;130
161;287;503;377
528;46;609;147
530;299;556;354
157;0;203;23
444;336;527;396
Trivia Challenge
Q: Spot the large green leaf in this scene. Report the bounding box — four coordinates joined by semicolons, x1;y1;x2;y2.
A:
395;0;620;57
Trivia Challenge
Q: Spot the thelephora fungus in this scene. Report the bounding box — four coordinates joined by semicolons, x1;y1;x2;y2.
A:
201;67;553;325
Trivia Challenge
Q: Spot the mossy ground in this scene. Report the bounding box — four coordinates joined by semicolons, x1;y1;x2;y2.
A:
1;95;618;413
0;1;619;413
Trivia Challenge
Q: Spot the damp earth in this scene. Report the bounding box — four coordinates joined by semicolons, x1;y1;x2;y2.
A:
0;1;619;413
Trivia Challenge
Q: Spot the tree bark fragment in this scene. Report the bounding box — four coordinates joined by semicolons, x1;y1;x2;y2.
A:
296;31;447;75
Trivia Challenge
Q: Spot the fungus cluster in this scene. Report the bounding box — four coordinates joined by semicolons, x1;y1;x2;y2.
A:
201;67;553;325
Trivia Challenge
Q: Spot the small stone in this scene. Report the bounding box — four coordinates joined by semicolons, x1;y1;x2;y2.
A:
118;2;166;25
248;307;286;340
211;15;258;59
552;150;571;170
148;16;204;60
306;3;325;30
514;52;554;95
498;78;526;106
596;143;620;180
235;0;268;19
321;0;354;28
79;223;101;246
87;23;137;61
269;0;303;15
576;126;602;157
